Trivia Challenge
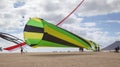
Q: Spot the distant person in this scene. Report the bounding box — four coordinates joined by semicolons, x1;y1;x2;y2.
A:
98;46;100;52
115;46;119;53
81;48;84;52
0;47;2;52
95;46;97;52
115;47;117;52
20;46;24;54
117;46;119;52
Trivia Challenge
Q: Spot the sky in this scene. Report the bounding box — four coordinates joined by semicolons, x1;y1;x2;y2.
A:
0;0;120;52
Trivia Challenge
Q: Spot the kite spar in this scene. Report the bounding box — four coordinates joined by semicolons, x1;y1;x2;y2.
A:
0;32;26;51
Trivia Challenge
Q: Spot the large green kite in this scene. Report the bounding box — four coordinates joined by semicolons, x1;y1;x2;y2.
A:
24;18;96;50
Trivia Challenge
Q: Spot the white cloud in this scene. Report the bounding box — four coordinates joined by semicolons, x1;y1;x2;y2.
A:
77;0;120;16
116;32;120;35
115;32;120;41
83;22;96;27
86;31;116;48
106;20;120;23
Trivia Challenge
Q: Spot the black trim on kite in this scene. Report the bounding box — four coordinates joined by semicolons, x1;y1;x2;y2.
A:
42;33;79;47
30;44;37;47
0;32;23;44
24;25;44;33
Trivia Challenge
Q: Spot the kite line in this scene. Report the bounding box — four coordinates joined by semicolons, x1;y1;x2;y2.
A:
56;0;85;26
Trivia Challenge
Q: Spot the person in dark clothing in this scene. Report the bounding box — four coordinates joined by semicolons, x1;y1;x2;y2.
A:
115;46;119;53
79;47;84;52
117;46;119;52
97;46;100;52
20;46;24;54
0;47;2;52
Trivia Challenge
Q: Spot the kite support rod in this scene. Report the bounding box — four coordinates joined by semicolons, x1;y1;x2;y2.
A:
56;0;85;26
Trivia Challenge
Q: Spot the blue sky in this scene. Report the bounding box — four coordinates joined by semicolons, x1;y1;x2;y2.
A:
81;12;120;36
13;1;25;8
0;0;120;52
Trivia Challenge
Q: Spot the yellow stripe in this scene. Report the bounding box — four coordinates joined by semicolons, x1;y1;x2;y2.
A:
24;32;43;39
45;25;87;48
32;45;40;48
31;18;42;23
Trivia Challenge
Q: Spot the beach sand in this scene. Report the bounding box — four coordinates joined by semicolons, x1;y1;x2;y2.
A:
0;52;120;67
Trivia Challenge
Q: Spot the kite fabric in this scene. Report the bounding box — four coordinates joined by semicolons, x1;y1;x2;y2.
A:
0;32;26;51
24;18;95;50
3;42;26;51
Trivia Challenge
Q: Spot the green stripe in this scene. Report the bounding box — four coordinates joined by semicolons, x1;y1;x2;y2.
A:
25;39;41;45
27;19;43;28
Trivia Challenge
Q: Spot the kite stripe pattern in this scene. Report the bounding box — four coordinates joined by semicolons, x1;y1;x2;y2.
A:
24;18;92;50
42;33;79;47
24;25;44;33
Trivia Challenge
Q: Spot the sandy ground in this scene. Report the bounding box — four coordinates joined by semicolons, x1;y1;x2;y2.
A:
0;52;120;67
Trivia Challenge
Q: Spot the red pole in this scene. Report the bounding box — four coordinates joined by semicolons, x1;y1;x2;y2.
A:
56;0;85;26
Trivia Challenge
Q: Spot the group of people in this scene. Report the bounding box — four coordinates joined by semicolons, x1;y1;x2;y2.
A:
79;47;84;52
95;46;100;52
